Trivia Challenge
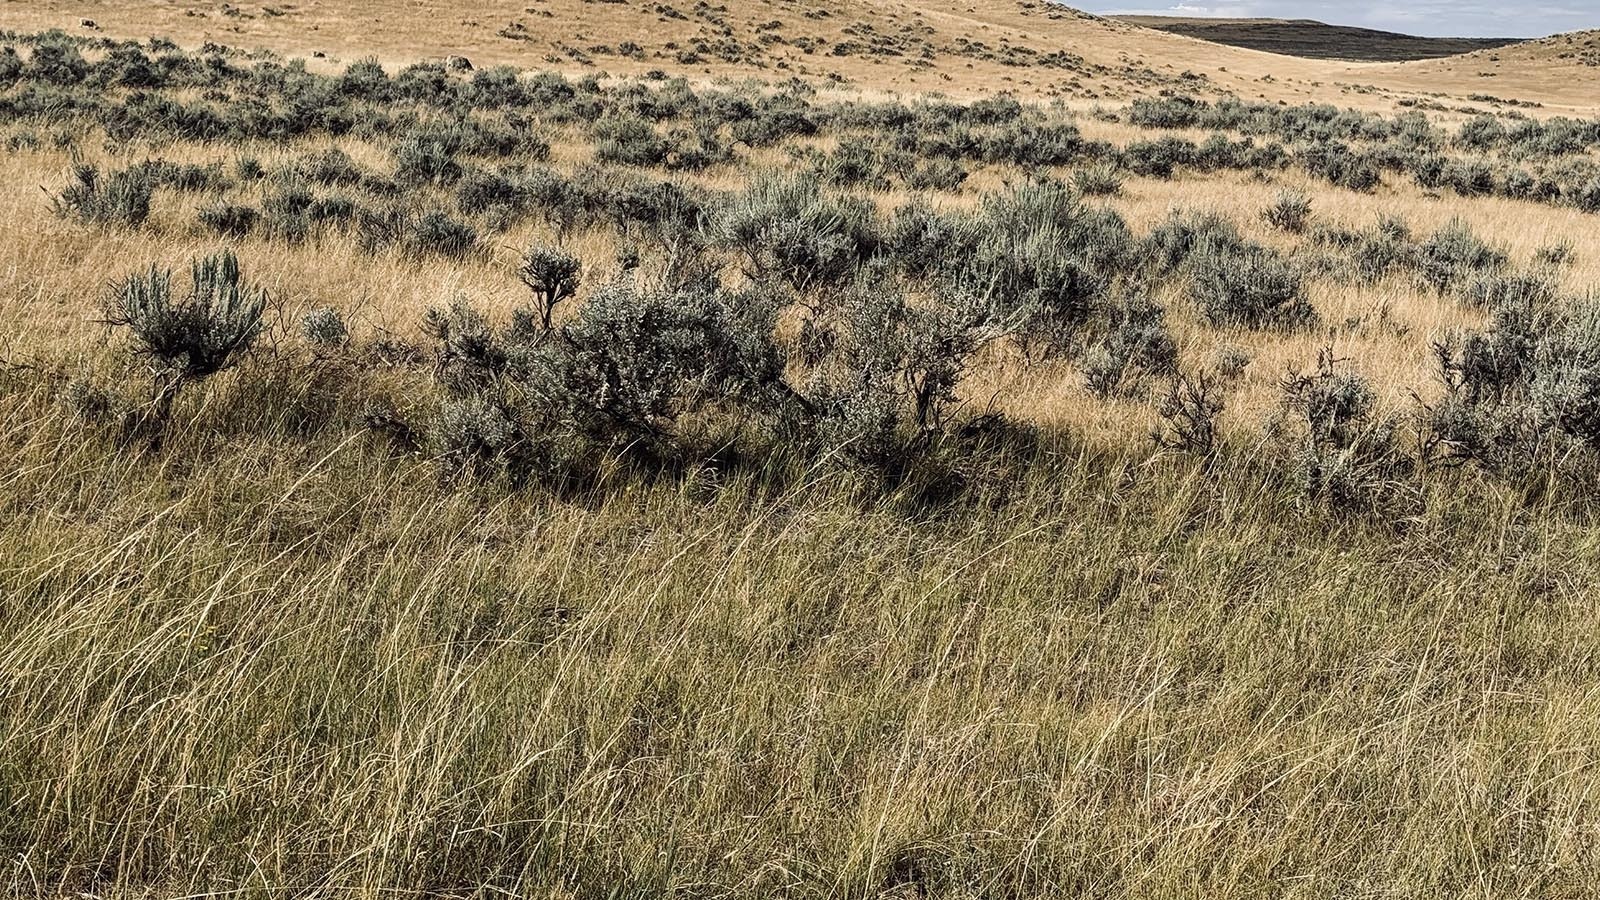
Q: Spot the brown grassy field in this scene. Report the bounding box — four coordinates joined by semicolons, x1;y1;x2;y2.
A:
4;4;1600;898
10;0;1600;111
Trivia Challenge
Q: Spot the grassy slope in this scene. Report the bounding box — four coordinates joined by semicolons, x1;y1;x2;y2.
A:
5;373;1600;895
1;6;1600;899
3;1;1599;112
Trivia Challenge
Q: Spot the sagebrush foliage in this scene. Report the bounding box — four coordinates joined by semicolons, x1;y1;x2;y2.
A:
106;250;267;384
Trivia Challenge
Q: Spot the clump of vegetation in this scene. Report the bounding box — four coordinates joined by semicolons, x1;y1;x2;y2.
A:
1153;370;1227;457
518;244;582;329
803;268;1014;473
593;115;670;168
1271;350;1406;511
393;132;464;186
358;205;479;258
104;250;268;421
300;306;350;350
1425;287;1600;475
719;172;879;294
1082;294;1178;397
941;179;1132;356
1073;164;1122;196
1412;218;1507;294
50;161;154;227
905;157;968;193
1262;189;1312;233
1188;241;1315;329
198;201;260;237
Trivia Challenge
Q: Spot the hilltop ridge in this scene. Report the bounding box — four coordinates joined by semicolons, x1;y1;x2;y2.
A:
1113;16;1520;62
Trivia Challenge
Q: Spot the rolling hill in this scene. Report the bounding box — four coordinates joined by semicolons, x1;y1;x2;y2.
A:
2;1;1597;113
1113;16;1520;62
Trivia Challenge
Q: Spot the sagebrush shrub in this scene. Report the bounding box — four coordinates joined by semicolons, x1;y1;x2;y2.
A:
261;180;355;243
1413;219;1506;294
1443;158;1496;197
1121;136;1195;178
410;209;477;257
979;120;1088;167
1262;189;1312;233
1143;209;1246;278
105;250;267;408
719;172;879;294
1455;115;1505;151
358;205;477;258
1073;164;1122;197
1082;294;1179;398
63;377;130;427
531;276;785;447
1535;242;1576;268
884;200;968;280
1461;270;1559;311
300;306;350;349
905;158;968;192
455;168;528;222
1502;168;1537;199
1153;371;1225;457
1429;294;1600;470
661;120;732;171
51;162;154;227
198;201;259;238
338;57;390;100
1275;350;1405;511
1188;242;1315;329
1301;141;1380;192
393;132;463;186
1570;178;1600;214
807;272;992;467
822;136;890;190
0;47;22;87
1126;95;1203;129
1528;299;1600;450
594;115;669;167
235;156;265;181
1348;216;1414;283
422;297;523;399
296;147;366;186
947;180;1131;353
519;244;582;330
132;159;228;193
26;36;88;85
434;395;522;477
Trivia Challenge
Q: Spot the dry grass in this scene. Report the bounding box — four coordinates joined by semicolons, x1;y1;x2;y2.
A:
7;0;1600;112
4;10;1600;899
5;124;1595;445
5;370;1600;896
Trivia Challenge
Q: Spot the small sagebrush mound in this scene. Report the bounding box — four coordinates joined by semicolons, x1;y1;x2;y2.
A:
51;161;154;227
106;250;267;392
1262;189;1312;233
1273;350;1406;511
1188;241;1316;329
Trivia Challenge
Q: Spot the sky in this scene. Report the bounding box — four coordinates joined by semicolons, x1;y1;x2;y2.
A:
1071;1;1600;38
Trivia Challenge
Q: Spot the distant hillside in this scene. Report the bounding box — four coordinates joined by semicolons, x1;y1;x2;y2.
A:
5;1;1597;111
1115;16;1521;62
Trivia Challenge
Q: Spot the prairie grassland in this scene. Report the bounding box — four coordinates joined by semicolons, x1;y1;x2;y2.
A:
4;21;1600;900
6;363;1600;898
10;0;1600;111
3;131;1594;443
